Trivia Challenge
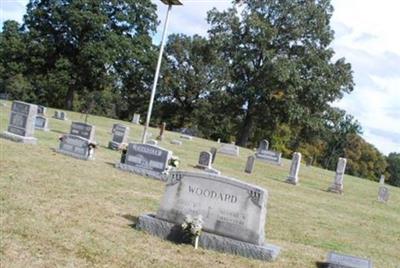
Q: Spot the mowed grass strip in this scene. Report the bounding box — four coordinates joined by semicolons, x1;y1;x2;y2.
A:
0;101;399;267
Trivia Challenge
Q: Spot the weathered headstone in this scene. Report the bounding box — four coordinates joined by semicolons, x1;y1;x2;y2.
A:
217;138;221;143
328;157;347;194
210;147;217;164
57;134;95;160
378;186;389;203
180;134;193;140
286;152;302;185
245;155;255;174
108;124;129;150
255;149;282;165
323;251;373;268
132;113;140;124
257;139;269;152
37;105;47;116
157;122;166;141
218;143;239;156
70;122;95;142
35;115;50;131
379;175;385;184
170;139;182;145
0;101;37;144
146;139;158;145
136;171;281;261
53;110;67;120
116;143;173;180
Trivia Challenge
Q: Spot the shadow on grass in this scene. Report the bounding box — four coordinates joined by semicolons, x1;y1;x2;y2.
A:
105;162;117;167
121;214;139;228
50;129;66;135
315;262;329;268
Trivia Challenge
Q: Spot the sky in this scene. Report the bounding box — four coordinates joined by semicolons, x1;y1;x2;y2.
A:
1;0;399;155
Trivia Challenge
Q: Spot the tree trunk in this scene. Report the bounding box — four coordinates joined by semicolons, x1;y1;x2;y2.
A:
65;87;74;110
237;110;253;147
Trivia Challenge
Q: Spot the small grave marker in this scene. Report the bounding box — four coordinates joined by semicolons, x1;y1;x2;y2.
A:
323;251;373;268
245;155;255;174
286;152;301;185
218;143;239;156
35;115;50;131
132;113;140;124
328;158;347;194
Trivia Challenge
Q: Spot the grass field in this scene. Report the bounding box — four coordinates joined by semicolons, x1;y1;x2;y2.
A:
0;100;399;267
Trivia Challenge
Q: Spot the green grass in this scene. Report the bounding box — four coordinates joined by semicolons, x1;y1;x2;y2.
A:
0;100;399;267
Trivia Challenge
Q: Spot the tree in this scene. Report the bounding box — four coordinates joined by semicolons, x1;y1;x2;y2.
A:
207;0;354;146
386;153;400;186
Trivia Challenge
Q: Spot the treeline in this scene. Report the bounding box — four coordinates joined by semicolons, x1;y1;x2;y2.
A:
0;0;398;186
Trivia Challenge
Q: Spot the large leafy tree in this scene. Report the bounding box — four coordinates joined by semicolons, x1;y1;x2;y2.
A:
207;0;354;146
386;153;400;186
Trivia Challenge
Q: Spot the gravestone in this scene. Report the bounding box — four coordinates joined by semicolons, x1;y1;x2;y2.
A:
170;139;182;145
108;124;129;150
146;139;158;145
255;149;282;165
328;158;347;194
157;122;166;141
136;171;281;261
323;251;373;268
195;151;221;175
217;138;221;143
35;115;49;131
180;134;193;140
379;175;385;184
0;101;38;144
378;186;389;203
60;111;67;120
37;105;47;116
70;122;95;142
57;134;95;160
132;113;140;124
257;139;269;152
218;143;239;156
210;147;217;164
245;155;255;174
116;143;173;180
286;152;302;185
53;110;67;120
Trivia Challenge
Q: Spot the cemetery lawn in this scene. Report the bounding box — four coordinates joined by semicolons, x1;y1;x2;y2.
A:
0;101;399;268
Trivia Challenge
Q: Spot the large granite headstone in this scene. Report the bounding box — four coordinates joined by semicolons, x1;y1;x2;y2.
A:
218;143;239;156
56;134;94;160
136;171;280;261
70;122;95;142
255;149;282;165
116;143;173;180
0;101;37;144
286;152;301;185
108;124;129;150
328;158;347;194
322;251;373;268
132;113;140;124
245;155;255;174
35;115;49;131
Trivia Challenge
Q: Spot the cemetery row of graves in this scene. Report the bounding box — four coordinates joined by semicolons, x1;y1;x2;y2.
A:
0;100;398;267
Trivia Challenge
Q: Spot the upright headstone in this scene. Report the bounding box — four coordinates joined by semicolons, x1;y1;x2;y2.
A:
0;101;37;144
53;111;59;119
196;151;212;169
245;155;255;174
157;122;166;141
217;138;221;143
35;115;50;131
218;143;239;156
60;111;67;120
323;251;373;268
257;139;269;152
70;122;95;142
108;124;129;150
379;175;385;184
57;134;95;160
328;157;347;194
136;171;281;261
116;143;173;180
37;105;47;116
132;113;140;124
286;152;302;185
378;186;389;203
210;147;217;164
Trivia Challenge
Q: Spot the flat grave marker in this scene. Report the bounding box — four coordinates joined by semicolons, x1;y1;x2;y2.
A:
323;251;373;268
218;143;239;156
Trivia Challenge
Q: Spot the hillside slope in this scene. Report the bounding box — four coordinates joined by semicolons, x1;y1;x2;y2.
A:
0;101;399;267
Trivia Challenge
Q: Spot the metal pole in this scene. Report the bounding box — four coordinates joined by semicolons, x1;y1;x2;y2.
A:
141;4;172;144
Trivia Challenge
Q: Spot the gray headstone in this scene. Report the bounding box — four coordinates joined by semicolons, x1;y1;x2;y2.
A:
328;158;347;194
218;143;239;156
325;251;373;268
70;122;95;142
56;134;94;160
53;110;67;120
0;101;38;144
210;147;217;164
245;155;255;174
255;149;282;165
378;186;389;203
180;134;193;140
37;105;47;116
116;143;172;180
379;175;385;184
197;151;212;169
132;113;140;124
286;152;301;185
108;124;129;150
257;139;269;152
35;115;49;131
170;139;182;145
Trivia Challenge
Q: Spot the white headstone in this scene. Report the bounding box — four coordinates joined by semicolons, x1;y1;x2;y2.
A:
378;186;389;203
286;152;301;185
218;143;239;156
328;157;347;194
132;113;141;124
379;175;385;184
170;139;182;145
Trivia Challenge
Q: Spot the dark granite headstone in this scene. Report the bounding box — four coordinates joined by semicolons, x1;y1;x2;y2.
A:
70;122;95;142
56;134;94;160
108;124;129;150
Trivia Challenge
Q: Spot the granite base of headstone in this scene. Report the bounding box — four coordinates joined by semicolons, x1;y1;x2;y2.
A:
1;101;38;144
317;251;373;268
135;171;280;261
170;139;182;145
116;143;173;181
56;134;95;160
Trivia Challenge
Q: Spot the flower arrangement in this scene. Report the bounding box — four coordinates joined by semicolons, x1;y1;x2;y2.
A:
169;156;180;169
181;215;203;249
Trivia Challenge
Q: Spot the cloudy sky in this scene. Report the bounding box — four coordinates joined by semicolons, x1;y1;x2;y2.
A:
1;0;399;155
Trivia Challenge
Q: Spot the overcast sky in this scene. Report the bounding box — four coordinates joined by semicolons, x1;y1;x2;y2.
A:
1;0;399;155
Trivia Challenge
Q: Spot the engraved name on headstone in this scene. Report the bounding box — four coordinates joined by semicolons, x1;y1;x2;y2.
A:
0;101;38;144
117;143;172;180
108;124;129;150
286;152;302;185
245;155;255;174
70;122;95;142
328;157;347;194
